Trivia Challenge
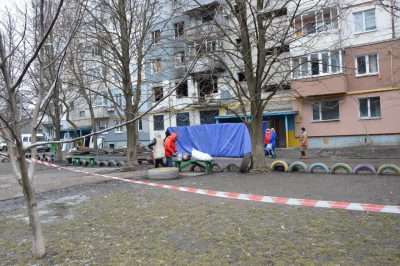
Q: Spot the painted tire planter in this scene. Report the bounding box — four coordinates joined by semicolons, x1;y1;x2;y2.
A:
288;161;308;172
81;159;89;166
117;161;126;167
270;160;289;172
353;164;377;175
225;163;240;172
376;164;400;175
98;161;108;167
309;163;329;174
1;157;10;163
240;153;253;173
94;160;100;166
107;160;117;166
211;163;224;172
148;167;179;180
330;163;352;174
189;164;206;172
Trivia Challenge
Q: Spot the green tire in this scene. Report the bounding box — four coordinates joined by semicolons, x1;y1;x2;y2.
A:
377;164;400;175
288;161;308;172
330;163;352;174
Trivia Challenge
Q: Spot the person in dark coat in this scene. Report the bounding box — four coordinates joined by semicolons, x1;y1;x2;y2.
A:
269;128;277;158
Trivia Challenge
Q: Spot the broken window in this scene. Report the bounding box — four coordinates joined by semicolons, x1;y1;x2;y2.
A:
176;81;188;98
153;86;163;102
174;22;184;38
198;76;218;98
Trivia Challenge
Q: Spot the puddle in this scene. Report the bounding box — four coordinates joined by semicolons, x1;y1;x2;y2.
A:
9;195;89;223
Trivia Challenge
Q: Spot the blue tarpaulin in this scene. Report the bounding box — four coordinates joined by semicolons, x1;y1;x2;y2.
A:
167;123;266;158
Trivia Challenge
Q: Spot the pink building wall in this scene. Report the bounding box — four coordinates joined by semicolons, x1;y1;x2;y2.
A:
292;40;400;139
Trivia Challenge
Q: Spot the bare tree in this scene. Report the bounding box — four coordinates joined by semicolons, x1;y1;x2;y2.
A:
0;0;85;258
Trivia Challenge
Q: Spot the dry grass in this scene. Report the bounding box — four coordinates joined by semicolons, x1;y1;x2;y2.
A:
1;186;400;265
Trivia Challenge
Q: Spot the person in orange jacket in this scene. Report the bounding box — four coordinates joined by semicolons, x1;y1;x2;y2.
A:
164;132;178;167
299;127;308;159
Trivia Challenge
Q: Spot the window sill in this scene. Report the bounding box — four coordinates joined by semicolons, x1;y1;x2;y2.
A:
359;117;381;120
115;132;124;134
355;73;378;78
100;132;109;135
353;29;377;35
311;119;340;123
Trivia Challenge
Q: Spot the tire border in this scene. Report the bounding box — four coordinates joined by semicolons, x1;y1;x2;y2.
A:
330;163;352;174
309;163;329;174
270;160;289;172
240;153;253;173
353;164;377;175
211;163;224;172
288;161;308;172
376;164;400;175
225;163;240;172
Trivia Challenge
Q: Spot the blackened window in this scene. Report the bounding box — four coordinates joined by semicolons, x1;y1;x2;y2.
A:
176;112;190;126
176;81;188;98
154;87;163;102
200;110;219;124
174;22;184;38
202;13;214;22
238;72;246;82
198;76;218;98
153;115;164;130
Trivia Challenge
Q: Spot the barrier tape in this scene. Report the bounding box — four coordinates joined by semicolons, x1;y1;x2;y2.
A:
3;155;400;214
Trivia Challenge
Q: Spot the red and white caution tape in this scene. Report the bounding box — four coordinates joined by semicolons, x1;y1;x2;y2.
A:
6;157;400;214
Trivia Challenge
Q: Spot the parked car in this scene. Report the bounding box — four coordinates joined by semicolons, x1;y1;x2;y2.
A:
21;134;51;152
0;140;7;151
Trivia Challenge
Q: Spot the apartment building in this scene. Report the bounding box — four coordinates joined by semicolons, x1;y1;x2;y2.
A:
290;0;400;148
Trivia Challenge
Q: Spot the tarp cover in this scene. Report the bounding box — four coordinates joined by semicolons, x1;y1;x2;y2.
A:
167;123;252;158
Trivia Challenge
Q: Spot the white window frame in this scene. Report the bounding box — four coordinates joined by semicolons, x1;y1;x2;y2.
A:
115;94;122;106
358;97;381;119
152;30;160;44
151;59;162;73
292;51;342;79
115;119;123;133
97;121;109;133
354;9;376;34
355;53;379;77
174;52;185;68
311;100;340;122
174;22;184;38
297;8;339;36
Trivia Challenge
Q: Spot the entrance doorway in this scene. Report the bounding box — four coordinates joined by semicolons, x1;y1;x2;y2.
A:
265;118;286;148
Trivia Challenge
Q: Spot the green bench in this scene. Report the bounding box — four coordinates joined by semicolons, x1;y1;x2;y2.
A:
72;156;95;167
174;160;214;174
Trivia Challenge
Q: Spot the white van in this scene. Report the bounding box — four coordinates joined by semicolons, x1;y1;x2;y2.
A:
22;134;51;152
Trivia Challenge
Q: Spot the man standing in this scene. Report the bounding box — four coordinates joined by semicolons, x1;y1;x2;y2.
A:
299;127;308;159
165;132;178;167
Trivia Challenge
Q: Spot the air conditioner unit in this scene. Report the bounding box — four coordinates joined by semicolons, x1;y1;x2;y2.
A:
107;105;115;111
222;9;230;18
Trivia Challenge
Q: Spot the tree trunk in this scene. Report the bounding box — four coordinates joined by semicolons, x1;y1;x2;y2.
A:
17;144;46;258
126;115;139;166
55;122;62;161
248;108;267;171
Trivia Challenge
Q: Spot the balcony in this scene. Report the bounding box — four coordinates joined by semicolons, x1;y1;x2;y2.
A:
182;0;219;14
187;56;225;74
184;22;225;41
